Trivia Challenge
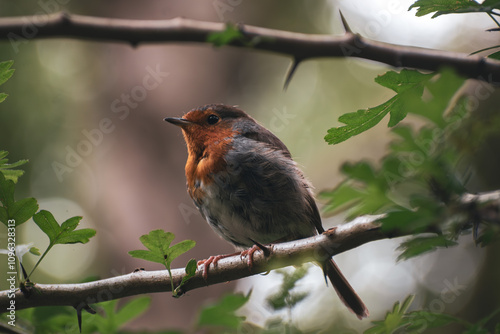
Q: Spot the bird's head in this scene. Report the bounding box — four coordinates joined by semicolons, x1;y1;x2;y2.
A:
165;104;255;157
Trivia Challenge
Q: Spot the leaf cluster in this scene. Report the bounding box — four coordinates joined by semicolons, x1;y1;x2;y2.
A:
129;229;196;296
409;0;500;58
321;68;480;259
365;295;500;334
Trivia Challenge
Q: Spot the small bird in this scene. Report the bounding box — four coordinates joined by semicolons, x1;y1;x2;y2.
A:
165;104;368;319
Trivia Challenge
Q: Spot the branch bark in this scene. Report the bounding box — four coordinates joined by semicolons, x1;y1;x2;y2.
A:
1;215;387;312
0;12;499;83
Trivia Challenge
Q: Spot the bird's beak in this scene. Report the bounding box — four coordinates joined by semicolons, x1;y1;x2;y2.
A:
164;117;192;127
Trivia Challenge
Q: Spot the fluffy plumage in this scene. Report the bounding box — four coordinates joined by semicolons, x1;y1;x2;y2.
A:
165;104;368;319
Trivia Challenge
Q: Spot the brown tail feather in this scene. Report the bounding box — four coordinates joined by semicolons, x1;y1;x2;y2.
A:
323;259;369;319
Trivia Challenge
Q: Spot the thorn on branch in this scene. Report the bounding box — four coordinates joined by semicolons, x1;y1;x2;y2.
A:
75;303;96;333
283;58;302;90
339;11;353;34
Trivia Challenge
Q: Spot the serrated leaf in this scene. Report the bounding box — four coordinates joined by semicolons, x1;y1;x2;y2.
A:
197;293;250;329
325;101;393;144
0;150;28;183
325;70;432;144
397;236;457;261
365;295;415;334
129;229;195;269
0;60;14;86
29;210;95;277
409;0;482;18
56;228;95;244
267;266;310;311
375;70;433;93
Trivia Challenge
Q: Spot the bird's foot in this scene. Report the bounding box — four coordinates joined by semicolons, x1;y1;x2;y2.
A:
198;252;239;280
240;241;271;270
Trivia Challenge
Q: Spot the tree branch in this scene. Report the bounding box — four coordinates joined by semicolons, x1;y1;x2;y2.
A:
1;188;499;312
0;12;499;83
1;215;386;312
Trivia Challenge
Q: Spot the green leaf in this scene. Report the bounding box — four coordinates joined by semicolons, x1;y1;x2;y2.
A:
407;311;461;331
411;68;465;128
488;50;500;60
409;0;482;18
9;197;38;226
0;171;38;226
114;296;151;328
0;60;14;104
29;247;41;256
197;293;250;329
165;239;196;268
207;23;244;47
0;60;14;86
266;266;309;311
33;210;61;242
365;295;415;334
397;236;457;261
30;210;96;277
319;182;363;215
325;70;433;144
92;297;151;334
0;150;28;183
129;229;195;268
0;171;15;208
173;258;198;297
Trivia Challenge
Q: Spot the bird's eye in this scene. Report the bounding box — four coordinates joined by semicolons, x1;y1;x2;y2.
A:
207;114;219;125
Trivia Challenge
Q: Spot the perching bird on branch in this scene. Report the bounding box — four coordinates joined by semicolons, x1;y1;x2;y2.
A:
165;104;368;319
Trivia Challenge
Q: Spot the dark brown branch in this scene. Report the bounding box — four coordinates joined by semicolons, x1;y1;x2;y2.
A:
0;12;499;83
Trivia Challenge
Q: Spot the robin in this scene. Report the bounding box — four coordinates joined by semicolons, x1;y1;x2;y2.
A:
165;104;368;319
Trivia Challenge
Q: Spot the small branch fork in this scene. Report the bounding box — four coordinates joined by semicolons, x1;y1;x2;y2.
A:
0;12;499;83
0;189;499;312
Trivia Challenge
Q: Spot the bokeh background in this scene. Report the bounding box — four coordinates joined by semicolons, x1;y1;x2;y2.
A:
1;0;499;332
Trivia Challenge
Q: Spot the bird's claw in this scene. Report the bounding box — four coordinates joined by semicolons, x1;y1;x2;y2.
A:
240;243;271;271
198;252;239;280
